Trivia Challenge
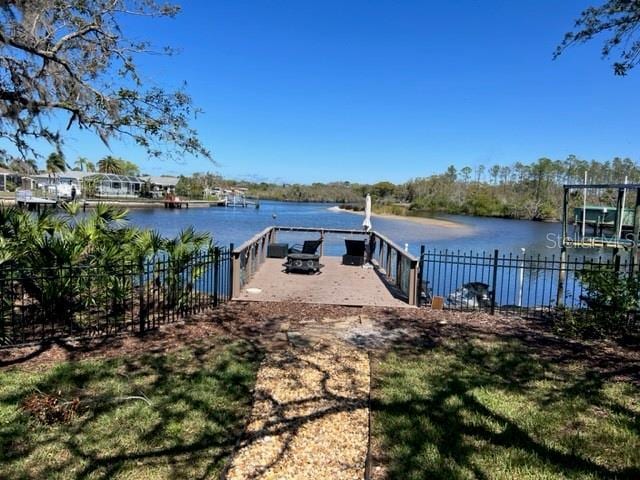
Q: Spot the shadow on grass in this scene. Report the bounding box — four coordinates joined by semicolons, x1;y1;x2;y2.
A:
372;337;640;480
0;339;261;480
221;341;369;479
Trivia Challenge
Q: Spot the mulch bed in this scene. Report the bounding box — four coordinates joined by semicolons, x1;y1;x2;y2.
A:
224;341;369;480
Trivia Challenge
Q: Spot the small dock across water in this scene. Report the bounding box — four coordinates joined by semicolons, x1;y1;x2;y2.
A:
163;194;189;209
15;190;57;212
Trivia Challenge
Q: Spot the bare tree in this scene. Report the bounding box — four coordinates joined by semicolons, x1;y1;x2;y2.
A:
555;0;640;76
0;0;211;160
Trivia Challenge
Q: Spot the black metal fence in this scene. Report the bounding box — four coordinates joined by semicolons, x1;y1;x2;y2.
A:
0;247;232;345
419;248;635;317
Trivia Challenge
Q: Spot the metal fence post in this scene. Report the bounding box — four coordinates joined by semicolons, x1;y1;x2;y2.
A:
139;263;146;334
213;247;220;307
490;249;499;315
229;243;237;299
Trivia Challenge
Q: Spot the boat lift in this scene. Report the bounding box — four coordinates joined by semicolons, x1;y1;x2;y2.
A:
557;182;640;305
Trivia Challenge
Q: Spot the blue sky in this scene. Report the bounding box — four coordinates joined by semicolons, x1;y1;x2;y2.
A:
33;1;640;183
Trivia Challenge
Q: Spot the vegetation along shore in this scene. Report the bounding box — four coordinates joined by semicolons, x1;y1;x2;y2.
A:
176;156;639;222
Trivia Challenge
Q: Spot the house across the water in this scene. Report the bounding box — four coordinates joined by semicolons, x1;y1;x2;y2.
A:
26;171;91;199
0;167;21;192
85;173;143;198
140;175;179;198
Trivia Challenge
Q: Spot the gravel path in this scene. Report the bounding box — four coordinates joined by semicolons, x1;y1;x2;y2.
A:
225;340;369;480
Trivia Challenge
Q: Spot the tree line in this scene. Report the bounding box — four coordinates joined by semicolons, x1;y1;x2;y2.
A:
0;153;142;177
236;156;639;221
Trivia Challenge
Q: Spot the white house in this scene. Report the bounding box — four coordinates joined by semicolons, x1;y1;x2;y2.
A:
27;171;91;199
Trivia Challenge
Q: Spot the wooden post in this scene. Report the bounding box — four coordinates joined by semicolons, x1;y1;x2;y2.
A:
557;246;567;307
613;248;621;272
258;237;263;265
385;242;392;277
562;187;569;246
408;259;418;306
230;243;240;299
556;187;570;308
632;189;640;272
417;245;425;306
614;188;625;241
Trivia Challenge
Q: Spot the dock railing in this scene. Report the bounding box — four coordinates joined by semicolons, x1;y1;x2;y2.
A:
15;189;33;202
231;226;421;305
231;226;278;297
369;231;420;305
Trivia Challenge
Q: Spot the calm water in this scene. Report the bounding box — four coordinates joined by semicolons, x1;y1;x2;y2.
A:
125;200;563;257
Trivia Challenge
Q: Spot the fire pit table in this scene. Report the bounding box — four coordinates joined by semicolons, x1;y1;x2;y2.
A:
284;253;323;274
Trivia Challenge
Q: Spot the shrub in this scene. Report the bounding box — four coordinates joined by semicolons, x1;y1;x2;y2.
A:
0;203;212;337
569;265;640;337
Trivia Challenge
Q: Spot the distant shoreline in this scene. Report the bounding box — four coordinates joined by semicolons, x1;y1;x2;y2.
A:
0;198;213;209
329;206;473;230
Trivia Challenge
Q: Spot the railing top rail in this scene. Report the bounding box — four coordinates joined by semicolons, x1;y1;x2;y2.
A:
371;230;419;262
273;226;369;235
233;226;275;254
233;225;418;262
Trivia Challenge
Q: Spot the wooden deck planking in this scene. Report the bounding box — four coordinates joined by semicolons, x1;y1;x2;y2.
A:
234;256;411;308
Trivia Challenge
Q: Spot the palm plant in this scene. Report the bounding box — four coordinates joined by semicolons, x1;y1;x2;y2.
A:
46;152;67;199
46;152;67;174
74;156;89;171
0;202;214;340
162;227;213;311
97;156;125;174
0;204;135;333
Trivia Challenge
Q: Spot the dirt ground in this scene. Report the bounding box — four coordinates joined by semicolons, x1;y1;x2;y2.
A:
2;301;639;480
1;301;638;387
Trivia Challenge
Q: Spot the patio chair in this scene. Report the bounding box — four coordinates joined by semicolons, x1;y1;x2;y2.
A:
342;239;367;266
284;238;323;274
288;239;322;255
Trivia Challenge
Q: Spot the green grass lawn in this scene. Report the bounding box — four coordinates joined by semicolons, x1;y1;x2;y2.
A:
372;338;640;480
0;340;260;479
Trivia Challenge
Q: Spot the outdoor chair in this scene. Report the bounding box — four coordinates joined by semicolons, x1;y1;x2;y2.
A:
288;239;322;255
284;238;323;274
342;239;367;266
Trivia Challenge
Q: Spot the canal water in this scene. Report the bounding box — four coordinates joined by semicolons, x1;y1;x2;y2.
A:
126;200;562;257
126;201;619;309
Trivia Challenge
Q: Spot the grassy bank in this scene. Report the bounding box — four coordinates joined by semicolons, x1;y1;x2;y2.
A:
372;337;640;479
0;340;260;479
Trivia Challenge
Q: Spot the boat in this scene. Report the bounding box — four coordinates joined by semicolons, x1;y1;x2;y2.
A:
447;282;491;308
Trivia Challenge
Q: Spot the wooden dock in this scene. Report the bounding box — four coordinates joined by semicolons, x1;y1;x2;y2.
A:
15;190;57;212
163;198;189;209
235;256;411;308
